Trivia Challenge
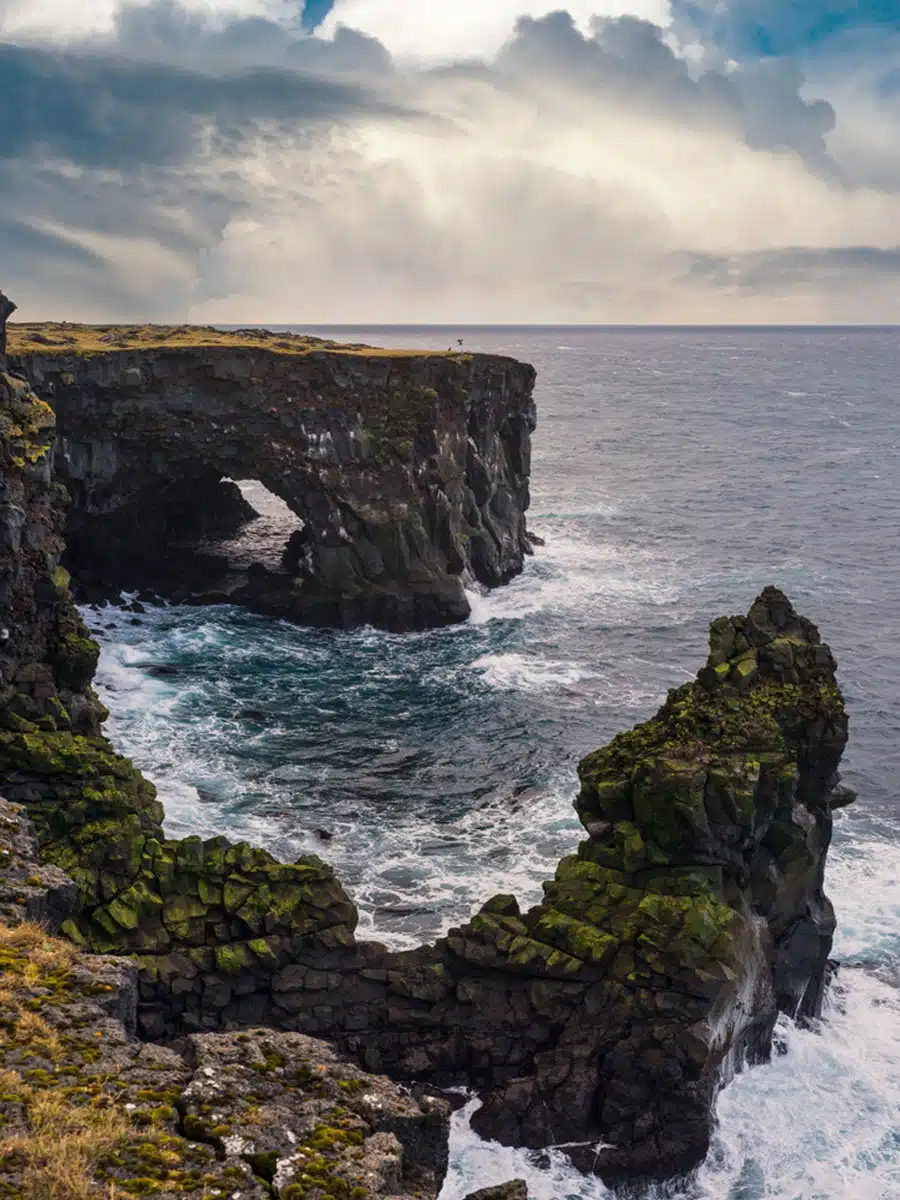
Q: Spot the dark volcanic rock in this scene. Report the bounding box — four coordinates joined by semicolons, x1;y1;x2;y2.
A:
464;1184;529;1200
9;334;537;631
0;826;448;1200
0;292;14;364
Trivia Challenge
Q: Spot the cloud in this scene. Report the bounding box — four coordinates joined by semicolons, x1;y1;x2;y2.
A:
320;0;673;62
0;8;422;318
1;0;899;322
683;245;900;292
491;13;836;167
0;0;284;40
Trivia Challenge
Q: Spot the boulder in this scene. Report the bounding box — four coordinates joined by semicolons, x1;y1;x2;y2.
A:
464;1183;529;1200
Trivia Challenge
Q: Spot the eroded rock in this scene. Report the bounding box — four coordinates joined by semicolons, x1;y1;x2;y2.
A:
8;326;537;632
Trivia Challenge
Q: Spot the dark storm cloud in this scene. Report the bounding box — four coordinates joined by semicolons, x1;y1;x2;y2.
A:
0;3;417;315
0;38;404;170
682;246;900;294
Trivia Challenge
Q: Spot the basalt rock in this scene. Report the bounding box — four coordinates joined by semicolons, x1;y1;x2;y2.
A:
8;324;537;632
0;810;449;1200
1;308;854;1189
0;293;15;364
463;1184;529;1200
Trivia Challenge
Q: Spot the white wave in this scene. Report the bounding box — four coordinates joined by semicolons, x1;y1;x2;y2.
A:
441;1098;613;1199
828;814;900;966
472;652;599;692
467;532;683;628
689;968;900;1200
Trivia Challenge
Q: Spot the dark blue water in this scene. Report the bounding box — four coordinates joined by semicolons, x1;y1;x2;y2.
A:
87;328;900;1199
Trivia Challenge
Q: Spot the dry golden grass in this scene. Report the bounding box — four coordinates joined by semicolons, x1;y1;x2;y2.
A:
0;1067;22;1092
0;921;79;970
0;1089;130;1200
7;322;459;359
13;1010;63;1061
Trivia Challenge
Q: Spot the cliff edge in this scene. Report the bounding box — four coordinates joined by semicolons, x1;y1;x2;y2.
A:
8;322;537;632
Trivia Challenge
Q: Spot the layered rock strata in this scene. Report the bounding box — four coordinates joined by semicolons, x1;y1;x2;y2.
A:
0;338;854;1187
8;324;537;632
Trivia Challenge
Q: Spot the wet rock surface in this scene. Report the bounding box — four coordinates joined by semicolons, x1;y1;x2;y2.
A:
462;1184;529;1200
8;329;537;632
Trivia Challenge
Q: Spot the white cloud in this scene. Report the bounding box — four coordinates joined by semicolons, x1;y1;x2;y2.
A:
187;71;900;324
0;0;280;40
320;0;672;63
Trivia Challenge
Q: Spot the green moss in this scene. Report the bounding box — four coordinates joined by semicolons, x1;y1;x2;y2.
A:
0;382;56;466
48;631;100;692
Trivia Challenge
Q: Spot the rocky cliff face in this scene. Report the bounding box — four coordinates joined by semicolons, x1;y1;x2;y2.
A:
1;311;854;1189
9;327;536;632
0;801;451;1200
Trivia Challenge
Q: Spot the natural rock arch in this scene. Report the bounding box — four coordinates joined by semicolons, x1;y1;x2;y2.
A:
9;332;537;631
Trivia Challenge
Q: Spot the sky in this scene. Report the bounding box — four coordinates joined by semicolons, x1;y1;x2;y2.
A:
1;1;899;323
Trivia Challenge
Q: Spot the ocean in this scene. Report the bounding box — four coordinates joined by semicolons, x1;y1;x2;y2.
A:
84;326;900;1199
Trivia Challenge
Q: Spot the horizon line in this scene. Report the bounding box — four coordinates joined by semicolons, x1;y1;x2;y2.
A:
220;321;900;331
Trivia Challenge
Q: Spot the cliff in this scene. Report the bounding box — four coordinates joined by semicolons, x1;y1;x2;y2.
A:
7;323;537;632
0;316;855;1189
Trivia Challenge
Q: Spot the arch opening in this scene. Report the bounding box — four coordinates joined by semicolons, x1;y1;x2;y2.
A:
57;445;309;606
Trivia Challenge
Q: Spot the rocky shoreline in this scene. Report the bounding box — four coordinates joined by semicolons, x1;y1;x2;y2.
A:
1;297;856;1195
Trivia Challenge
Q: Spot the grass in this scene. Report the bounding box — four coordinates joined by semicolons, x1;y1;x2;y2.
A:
0;1090;130;1200
0;924;130;1199
0;921;249;1198
6;322;465;359
0;921;79;974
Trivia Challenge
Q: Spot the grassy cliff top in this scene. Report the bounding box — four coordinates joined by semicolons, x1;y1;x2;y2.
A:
7;322;465;359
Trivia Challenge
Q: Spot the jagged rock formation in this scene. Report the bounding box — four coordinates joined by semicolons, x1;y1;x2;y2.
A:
0;293;14;362
463;1185;528;1200
8;323;536;632
0;800;450;1200
0;319;855;1187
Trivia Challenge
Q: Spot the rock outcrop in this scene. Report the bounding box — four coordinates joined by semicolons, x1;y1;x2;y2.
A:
0;800;450;1200
8;323;537;632
1;305;855;1188
0;293;14;362
463;1184;529;1200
